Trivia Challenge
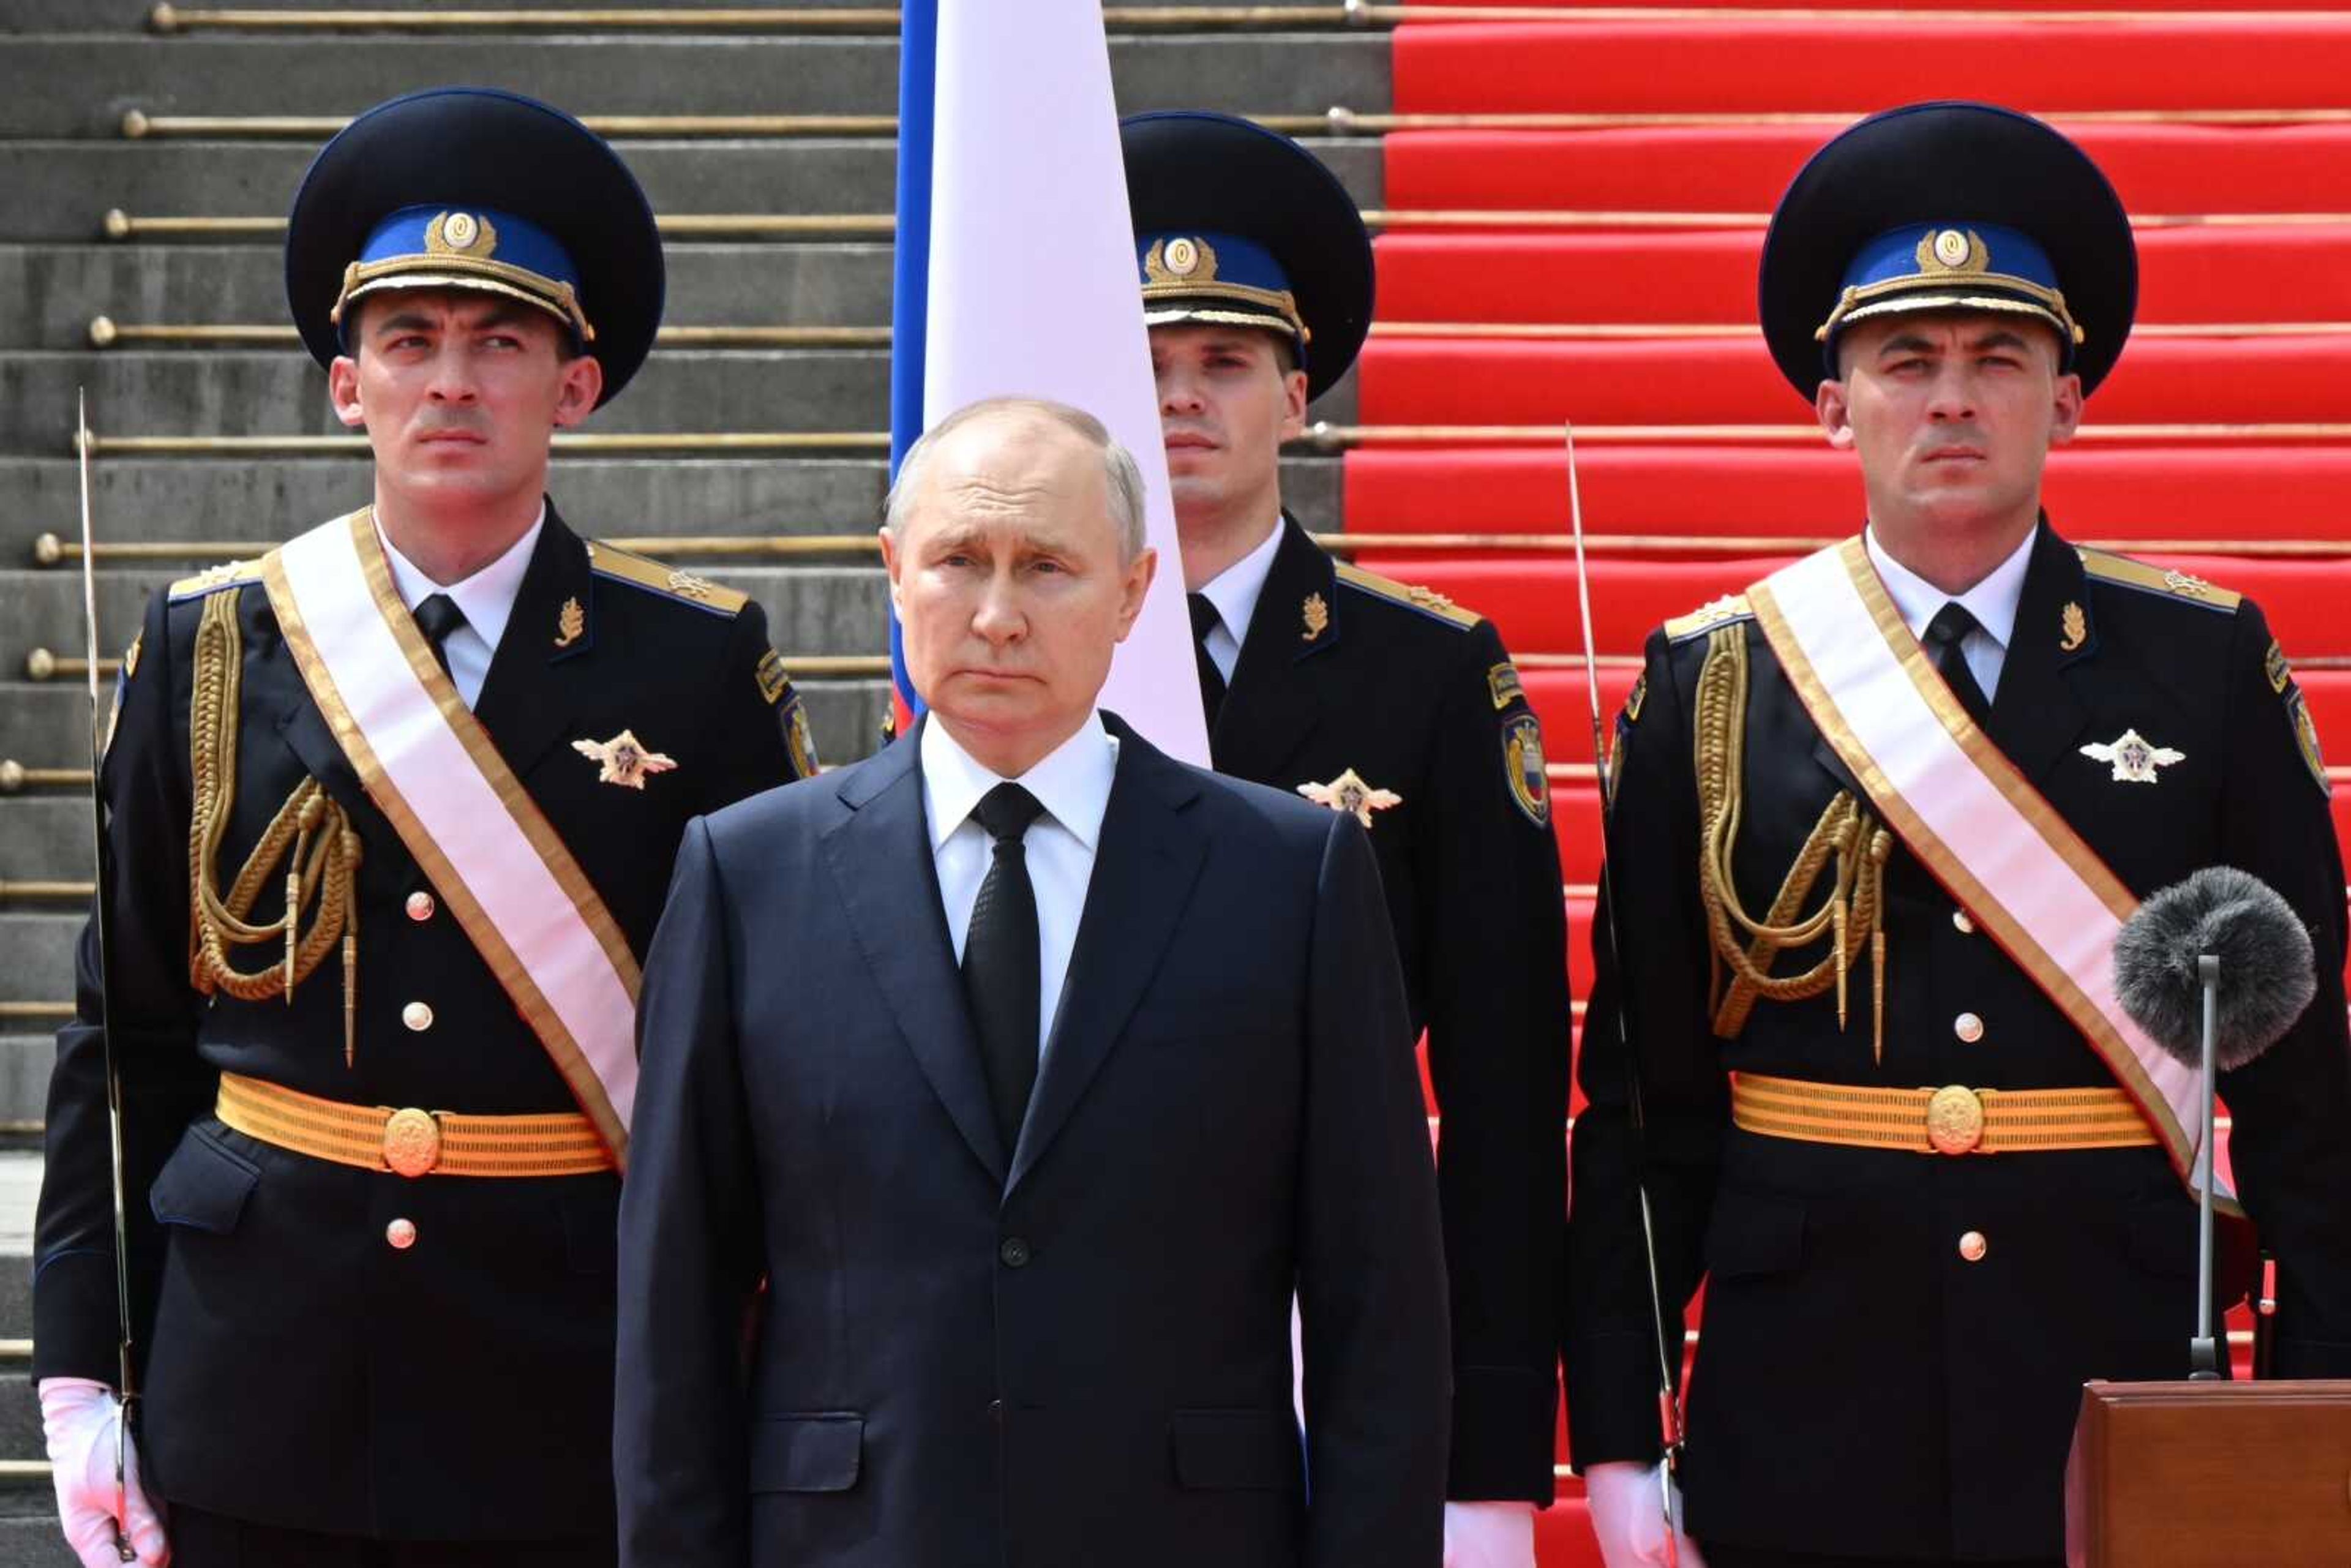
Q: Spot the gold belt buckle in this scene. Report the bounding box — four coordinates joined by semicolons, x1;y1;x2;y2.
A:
1925;1085;1987;1155
381;1106;443;1178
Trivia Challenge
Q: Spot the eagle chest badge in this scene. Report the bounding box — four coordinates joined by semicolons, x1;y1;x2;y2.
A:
1298;768;1401;829
572;729;677;789
2079;728;2183;785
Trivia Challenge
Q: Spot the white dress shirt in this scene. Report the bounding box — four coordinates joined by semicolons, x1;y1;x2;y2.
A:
1864;522;2037;704
921;711;1120;1059
375;504;546;710
1191;517;1286;684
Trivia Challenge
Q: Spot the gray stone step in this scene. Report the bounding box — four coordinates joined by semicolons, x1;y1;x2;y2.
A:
0;454;1341;560
0;243;896;350
2;136;1381;244
0;672;893;781
2;0;1341;26
0;456;909;556
0;803;89;882
0;560;891;667
0;919;74;1005
0;36;1387;139
0;1045;53;1136
1;348;897;449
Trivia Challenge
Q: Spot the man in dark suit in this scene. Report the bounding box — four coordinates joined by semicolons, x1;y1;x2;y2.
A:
1568;103;2351;1568
1122;112;1571;1567
34;88;809;1567
617;396;1452;1568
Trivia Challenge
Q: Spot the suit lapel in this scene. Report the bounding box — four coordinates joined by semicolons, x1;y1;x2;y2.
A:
1008;716;1209;1195
470;504;592;782
1210;516;1342;783
1984;522;2096;786
820;727;1008;1186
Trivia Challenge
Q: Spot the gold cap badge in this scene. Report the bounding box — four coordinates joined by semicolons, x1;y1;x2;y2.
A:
427;210;497;258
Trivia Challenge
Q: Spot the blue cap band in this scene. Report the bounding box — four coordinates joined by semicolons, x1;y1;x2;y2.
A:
1817;222;2082;366
1136;228;1310;359
332;204;592;347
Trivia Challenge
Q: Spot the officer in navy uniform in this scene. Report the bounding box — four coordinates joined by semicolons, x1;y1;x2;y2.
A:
1566;102;2351;1568
33;88;812;1567
1123;111;1572;1564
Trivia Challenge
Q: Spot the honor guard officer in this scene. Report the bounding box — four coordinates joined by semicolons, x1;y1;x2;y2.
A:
1123;111;1572;1566
33;87;812;1567
1567;102;2351;1568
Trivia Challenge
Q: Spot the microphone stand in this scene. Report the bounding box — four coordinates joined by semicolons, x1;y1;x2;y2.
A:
2190;952;2221;1381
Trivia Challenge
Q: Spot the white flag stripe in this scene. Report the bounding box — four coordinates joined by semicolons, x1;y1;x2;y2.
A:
921;0;1209;764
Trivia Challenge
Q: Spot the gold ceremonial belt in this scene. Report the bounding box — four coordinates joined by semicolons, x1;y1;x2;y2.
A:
216;1071;616;1179
1731;1072;2158;1157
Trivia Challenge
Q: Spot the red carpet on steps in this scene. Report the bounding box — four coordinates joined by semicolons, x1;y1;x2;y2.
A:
1373;228;2351;323
1385;124;2351;217
1342;447;2351;538
1391;20;2351;114
1355;334;2351;426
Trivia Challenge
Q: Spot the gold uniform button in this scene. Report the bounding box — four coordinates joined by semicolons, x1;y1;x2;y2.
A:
1954;1011;1985;1044
1952;909;1975;935
1958;1230;1989;1263
401;1000;434;1033
385;1218;418;1251
405;890;435;922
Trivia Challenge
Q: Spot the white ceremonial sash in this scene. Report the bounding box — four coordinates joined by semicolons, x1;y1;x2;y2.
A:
263;510;636;1166
1747;537;2229;1207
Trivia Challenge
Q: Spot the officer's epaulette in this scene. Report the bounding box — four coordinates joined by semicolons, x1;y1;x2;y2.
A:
1664;593;1754;643
167;558;264;602
2075;548;2240;613
1332;561;1482;630
585;541;749;617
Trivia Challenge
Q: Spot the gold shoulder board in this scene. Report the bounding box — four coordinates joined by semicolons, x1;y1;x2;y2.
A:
167;558;263;602
2075;549;2241;613
1664;593;1753;642
586;541;750;617
1332;561;1482;630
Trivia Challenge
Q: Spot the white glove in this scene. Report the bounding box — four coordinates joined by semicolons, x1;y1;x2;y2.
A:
1444;1499;1535;1568
40;1377;169;1567
1583;1460;1706;1568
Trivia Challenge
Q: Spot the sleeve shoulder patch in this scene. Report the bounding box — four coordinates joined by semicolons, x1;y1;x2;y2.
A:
2289;688;2330;797
585;541;749;617
2265;637;2293;696
2075;549;2241;613
1333;561;1482;630
1487;660;1527;711
1502;712;1550;827
167;559;263;602
1663;593;1753;642
755;648;792;706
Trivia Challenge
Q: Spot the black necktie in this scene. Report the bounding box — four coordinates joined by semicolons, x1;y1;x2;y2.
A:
413;592;467;677
1188;593;1226;730
963;782;1048;1155
1922;602;1992;726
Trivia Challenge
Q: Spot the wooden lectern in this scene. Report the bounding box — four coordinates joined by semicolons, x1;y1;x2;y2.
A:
2066;1379;2351;1566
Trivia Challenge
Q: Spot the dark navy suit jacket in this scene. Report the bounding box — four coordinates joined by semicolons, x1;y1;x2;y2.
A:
615;714;1452;1568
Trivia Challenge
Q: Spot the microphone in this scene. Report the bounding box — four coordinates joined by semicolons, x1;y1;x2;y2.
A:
2112;866;2316;1378
2113;865;2315;1072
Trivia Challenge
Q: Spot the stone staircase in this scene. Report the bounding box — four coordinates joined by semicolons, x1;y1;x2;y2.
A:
0;1;1380;1557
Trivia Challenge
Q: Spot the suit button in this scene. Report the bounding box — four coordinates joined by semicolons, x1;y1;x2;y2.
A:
1954;1011;1984;1044
1952;909;1975;935
999;1237;1032;1269
402;1000;434;1032
405;890;435;922
385;1218;418;1251
1958;1230;1988;1263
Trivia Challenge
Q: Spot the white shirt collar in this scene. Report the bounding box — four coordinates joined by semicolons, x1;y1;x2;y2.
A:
1864;521;2038;653
921;711;1119;854
375;501;547;659
1193;516;1286;648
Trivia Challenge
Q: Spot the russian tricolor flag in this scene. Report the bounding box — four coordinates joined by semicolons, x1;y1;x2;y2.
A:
888;0;1209;766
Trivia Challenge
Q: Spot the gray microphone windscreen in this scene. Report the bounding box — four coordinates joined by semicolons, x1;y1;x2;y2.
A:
2112;866;2316;1071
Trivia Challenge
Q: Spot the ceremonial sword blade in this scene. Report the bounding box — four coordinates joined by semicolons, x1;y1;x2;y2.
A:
1564;424;1687;1521
77;392;140;1564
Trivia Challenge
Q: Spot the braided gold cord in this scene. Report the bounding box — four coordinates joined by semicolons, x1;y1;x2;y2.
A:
186;592;362;1048
1692;624;1891;1051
